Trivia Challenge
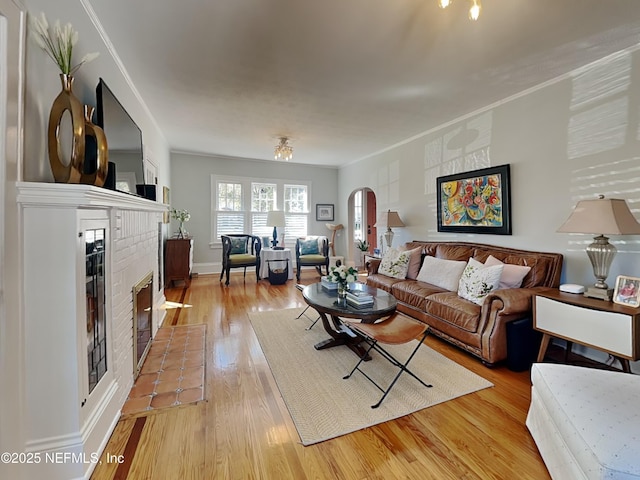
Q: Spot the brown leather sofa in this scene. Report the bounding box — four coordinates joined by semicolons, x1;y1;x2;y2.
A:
366;241;563;366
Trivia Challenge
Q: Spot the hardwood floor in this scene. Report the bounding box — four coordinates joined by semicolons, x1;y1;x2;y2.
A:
91;271;550;479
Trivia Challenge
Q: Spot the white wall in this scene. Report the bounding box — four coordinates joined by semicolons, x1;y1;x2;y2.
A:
170;152;339;274
338;47;640;290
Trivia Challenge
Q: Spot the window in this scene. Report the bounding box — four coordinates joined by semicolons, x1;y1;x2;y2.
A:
211;176;310;243
216;182;244;235
284;184;308;239
353;190;364;241
251;183;276;238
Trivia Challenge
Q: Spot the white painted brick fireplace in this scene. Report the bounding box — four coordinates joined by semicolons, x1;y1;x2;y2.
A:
17;182;167;480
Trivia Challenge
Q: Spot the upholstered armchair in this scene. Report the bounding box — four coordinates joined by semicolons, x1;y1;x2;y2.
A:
295;236;330;281
220;234;262;286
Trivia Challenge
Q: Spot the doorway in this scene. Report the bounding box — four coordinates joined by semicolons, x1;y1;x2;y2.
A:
349;188;377;267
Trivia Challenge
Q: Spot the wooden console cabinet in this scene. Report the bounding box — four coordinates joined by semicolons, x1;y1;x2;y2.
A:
534;290;640;372
165;237;193;287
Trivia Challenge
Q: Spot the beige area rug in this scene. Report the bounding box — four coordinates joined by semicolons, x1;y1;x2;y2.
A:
248;308;493;446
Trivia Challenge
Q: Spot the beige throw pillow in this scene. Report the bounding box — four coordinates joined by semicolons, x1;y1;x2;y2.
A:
416;256;467;291
378;247;411;279
398;245;423;279
458;258;504;305
484;255;532;289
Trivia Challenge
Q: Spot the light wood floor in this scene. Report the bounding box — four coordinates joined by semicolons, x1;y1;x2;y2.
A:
91;271;550;480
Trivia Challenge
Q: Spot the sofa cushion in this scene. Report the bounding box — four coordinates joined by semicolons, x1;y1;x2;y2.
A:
398;245;423;279
424;292;482;335
458;258;504;305
391;280;447;311
416;256;467;291
378;247;411;279
485;255;532;289
366;273;404;293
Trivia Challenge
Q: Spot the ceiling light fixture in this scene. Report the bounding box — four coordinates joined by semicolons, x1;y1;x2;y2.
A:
274;137;293;161
439;0;482;21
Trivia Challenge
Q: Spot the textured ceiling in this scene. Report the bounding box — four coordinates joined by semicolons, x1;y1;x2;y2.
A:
88;0;640;166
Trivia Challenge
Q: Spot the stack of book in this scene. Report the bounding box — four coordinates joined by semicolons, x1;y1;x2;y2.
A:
321;277;338;290
346;290;374;309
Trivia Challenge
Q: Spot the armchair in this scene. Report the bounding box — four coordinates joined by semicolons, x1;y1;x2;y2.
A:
295;236;330;281
220;234;262;286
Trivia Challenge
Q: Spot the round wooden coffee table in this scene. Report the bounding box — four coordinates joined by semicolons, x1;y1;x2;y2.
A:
301;282;397;359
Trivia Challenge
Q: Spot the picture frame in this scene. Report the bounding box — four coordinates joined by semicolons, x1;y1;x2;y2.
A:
162;186;170;223
436;164;512;235
613;275;640;307
316;204;334;221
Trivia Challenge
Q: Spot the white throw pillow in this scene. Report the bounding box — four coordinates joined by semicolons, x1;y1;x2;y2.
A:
458;258;504;305
416;256;467;291
484;255;532;289
378;247;411;279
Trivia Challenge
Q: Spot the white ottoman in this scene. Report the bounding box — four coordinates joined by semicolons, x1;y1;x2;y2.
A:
526;363;640;480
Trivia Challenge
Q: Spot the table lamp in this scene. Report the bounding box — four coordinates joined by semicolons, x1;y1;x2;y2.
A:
266;210;286;248
374;210;405;251
557;195;640;300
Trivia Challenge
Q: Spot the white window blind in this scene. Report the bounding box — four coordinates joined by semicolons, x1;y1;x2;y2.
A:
212;176;311;243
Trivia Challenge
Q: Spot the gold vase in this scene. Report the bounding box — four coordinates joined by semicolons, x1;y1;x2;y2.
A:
48;74;85;183
80;105;109;186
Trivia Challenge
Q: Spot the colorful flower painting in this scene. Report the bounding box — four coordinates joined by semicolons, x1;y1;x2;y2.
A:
436;165;512;235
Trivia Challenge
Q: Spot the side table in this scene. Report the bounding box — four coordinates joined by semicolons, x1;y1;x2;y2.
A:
259;248;293;281
534;290;640;372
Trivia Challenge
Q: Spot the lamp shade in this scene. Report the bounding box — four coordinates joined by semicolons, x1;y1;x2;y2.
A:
557;197;640;235
266;210;286;227
374;210;405;228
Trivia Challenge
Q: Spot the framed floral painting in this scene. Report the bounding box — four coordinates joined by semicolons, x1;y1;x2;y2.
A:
436;164;512;235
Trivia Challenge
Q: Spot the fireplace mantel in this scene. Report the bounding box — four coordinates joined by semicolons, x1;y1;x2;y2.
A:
16;181;167;212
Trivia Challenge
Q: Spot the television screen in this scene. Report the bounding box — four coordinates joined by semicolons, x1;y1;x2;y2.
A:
96;78;145;194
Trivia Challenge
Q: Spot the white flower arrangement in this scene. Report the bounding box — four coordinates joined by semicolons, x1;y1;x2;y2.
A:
30;12;99;75
328;264;358;287
171;208;191;223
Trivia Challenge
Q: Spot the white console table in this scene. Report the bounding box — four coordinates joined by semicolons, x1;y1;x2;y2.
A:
534;290;640;373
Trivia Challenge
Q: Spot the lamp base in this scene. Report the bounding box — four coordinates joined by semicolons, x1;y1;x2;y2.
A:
584;287;613;301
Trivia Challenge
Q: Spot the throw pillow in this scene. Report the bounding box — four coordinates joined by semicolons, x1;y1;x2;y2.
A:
398;245;423;279
484;255;532;289
416;256;467;291
458;258;504;305
378;247;411;279
230;237;247;254
300;238;320;255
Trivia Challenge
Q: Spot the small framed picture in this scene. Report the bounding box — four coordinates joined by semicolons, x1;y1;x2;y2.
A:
613;275;640;307
316;204;334;221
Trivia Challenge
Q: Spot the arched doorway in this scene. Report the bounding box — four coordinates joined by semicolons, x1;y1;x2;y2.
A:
348;188;377;268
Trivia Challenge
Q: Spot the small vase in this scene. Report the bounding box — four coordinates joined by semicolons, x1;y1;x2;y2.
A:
178;222;186;239
48;74;85;183
336;283;347;307
337;284;348;306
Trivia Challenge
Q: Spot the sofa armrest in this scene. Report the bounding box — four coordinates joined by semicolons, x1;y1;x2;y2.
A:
366;258;382;275
484;287;537;315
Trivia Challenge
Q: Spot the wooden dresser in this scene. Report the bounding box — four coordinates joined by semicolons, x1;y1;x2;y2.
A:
165;237;193;287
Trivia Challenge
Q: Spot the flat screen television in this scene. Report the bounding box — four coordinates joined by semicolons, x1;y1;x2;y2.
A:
95;78;145;195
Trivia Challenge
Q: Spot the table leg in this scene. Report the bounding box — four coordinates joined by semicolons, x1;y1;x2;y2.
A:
314;312;371;360
537;333;551;362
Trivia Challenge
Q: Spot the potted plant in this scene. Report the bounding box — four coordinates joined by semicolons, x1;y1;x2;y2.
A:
356;239;370;268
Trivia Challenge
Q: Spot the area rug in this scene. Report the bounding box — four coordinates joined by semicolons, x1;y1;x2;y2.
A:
248;308;493;445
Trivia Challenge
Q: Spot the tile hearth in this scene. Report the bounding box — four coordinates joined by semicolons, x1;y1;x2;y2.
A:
122;324;206;416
